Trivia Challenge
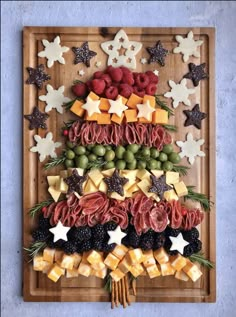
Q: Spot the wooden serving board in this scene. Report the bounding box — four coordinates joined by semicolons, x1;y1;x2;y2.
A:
23;27;215;302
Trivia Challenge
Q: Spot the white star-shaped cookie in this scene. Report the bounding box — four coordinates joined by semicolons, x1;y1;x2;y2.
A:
140;57;147;64
82;96;101;117
38;36;69;68
39;85;71;114
30;132;61;162
78;69;85;77
101;29;142;69
49;220;71;243
169;232;189;255
164;79;195;108
173;31;203;62
176;132;205;165
153;69;159;76
137;100;155;120
108;96;128;117
107;226;127;245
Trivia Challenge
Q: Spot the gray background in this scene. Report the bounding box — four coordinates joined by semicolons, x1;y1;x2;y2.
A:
1;1;236;316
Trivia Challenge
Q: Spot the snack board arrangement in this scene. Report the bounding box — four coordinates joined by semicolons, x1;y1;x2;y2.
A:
23;27;215;305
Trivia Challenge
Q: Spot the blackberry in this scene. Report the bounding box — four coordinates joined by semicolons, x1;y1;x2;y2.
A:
164;237;178;256
121;235;130;247
63;241;77;254
46;239;56;249
76;242;83;254
92;239;103;251
182;228;199;242
165;227;180;237
183;244;195;257
122;226;130;235
192;239;202;253
104;221;117;232
128;230;141;248
92;224;105;241
81;239;92;252
102;242;116;252
153;233;166;250
38;215;51;229
73;226;92;242
140;230;154;250
32;229;49;242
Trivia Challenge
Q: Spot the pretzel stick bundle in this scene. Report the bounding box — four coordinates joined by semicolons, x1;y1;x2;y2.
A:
124;275;131;305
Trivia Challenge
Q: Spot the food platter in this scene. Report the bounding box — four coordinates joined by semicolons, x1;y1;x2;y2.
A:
23;27;215;304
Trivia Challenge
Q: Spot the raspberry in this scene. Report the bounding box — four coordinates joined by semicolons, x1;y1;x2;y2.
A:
91;79;106;95
93;71;103;79
135;73;150;89
105;65;113;74
121;72;135;86
72;82;88;98
120;66;132;75
108;67;123;82
105;86;119;99
100;73;112;87
86;80;93;91
145;83;157;95
133;86;145;97
145;71;159;84
119;83;133;98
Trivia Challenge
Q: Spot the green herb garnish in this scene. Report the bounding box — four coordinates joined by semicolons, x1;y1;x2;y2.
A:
185;186;213;211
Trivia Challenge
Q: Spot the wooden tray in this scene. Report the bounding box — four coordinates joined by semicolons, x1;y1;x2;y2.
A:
23;27;216;302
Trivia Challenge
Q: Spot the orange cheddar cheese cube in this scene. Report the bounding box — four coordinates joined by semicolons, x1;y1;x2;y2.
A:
175;270;189;282
87;91;100;101
117;94;128;105
183;260;202;282
125;109;138;122
78;262;92;277
60;254;75;270
111;113;124;125
160;262;176;276
93;267;107;279
99;98;110;111
142;250;156;268
127;93;143;109
112;244;128;260
110;268;125;282
129;263;144;278
104;253;120;270
171;254;187;272
154;247;169;264
43;248;55;264
47;264;65;283
42;261;53;274
87;250;103;265
66;268;79;278
127;248;143;265
73;253;82;269
118;256;132;274
143;95;156;107
146;264;161;279
33;254;45;271
153;109;168;124
97;113;111;124
91;261;106;271
85;112;98;121
70;99;85;117
55;250;64;264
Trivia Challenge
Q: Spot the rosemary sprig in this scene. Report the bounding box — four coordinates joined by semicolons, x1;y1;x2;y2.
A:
63;120;77;129
104;272;112;293
162;124;177;132
44;155;66;170
23;241;47;262
87;158;107;170
184;186;213;211
28;198;54;217
172;165;190;176
189;252;215;269
155;95;174;117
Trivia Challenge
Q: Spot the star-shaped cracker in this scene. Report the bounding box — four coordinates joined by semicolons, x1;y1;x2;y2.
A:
30;132;61;162
149;174;172;199
82;96;101;117
39;84;71;114
173;31;203;62
64;169;87;196
78;69;85;77
107;226;127;245
137;100;155;120
169;233;189;255
24;106;49;130
140;57;147;64
176;132;205;165
49;221;71;243
183;62;208;87
101;29;142;69
146;40;168;66
108;96;128;117
26;64;51;89
164;78;195;108
104;169;128;196
183;104;207;129
72;42;97;67
38;36;69;68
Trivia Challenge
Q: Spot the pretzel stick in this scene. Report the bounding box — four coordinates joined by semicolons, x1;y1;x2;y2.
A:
121;277;127;308
115;281;119;307
118;280;122;305
111;280;115;309
124;275;131;305
132;278;137;296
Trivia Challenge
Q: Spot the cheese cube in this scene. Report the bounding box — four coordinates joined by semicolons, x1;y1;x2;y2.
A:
78;262;92;277
112;244;128;260
91;262;106;271
111;113;124;125
87;250;103;265
48;186;61;202
118;256;132;273
85;112;98;121
55;178;68;193
60;254;75;270
70;99;85;117
55;250;64;264
102;168;116;177
93;267;107;279
154;247;169;264
171;254;187;272
143;95;155;107
137;179;155;198
175;270;189;282
123;179;137;191
66;268;79;278
47;175;60;187
150;170;164;178
104;253;120;270
120;169;138;180
73;253;82;269
142;250;156;268
183;261;202;282
98;180;108;193
42;261;53;274
160;262;176;276
110;268;125;282
153;109;168;124
33;254;45;271
82;251;91;263
125;109;138;122
174;181;188;197
110;192;126;201
146;264;161;279
129;263;144;278
84;179;98;194
166;171;180;185
136;169;151;180
127;93;143;109
47;264;65;283
164;189;179;201
97;113;111;125
43;248;55;264
99;98;110;111
127;182;139;194
127;248;143;265
87;91;100;101
88;170;104;187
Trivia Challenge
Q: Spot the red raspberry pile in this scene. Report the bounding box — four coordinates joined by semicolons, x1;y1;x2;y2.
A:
72;66;159;100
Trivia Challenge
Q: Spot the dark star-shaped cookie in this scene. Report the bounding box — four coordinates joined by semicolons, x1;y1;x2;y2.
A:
26;64;51;89
149;174;172;199
183;104;207;129
72;42;97;67
24;106;49;130
104;169;128;196
64;169;87;196
183;62;208;87
146;41;168;66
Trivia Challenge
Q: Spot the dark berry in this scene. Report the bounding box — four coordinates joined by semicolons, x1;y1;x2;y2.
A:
63;241;77;254
81;239;92;252
128;230;141;248
73;226;92;241
182;228;199;242
165;227;180;237
38;215;51;229
92;224;106;241
192;239;202;253
153;233;166;250
32;229;49;242
104;221;117;232
183;244;195;257
140;230;154;250
92;239;103;251
102;242;116;252
164;237;178;256
121;235;130;247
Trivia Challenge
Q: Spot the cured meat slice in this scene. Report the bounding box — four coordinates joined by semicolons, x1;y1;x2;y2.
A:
167;200;183;229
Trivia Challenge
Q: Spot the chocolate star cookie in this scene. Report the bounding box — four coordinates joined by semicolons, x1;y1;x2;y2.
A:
149;174;171;199
64;169;87;196
183;62;208;87
26;64;51;89
146;41;168;66
72;42;97;67
183;104;207;129
24;106;49;130
104;169;128;196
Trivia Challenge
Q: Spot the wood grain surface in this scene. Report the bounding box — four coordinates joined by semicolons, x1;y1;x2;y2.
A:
23;27;215;302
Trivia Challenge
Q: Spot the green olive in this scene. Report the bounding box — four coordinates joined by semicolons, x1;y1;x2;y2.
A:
123;150;135;163
162;161;173;171
104;161;115;170
150;147;159;159
115;145;126;159
116;160;126;170
88;153;97;162
137;160;146;170
92;145;106;156
141;146;151;157
66;141;75;149
162;144;174;154
159;152;168;162
127;144;140;154
66;149;75;160
105;145;112;151
65;159;75;168
127;159;137;170
147;159;158;170
74;145;86;156
87;144;94;151
104;150;115;162
156;161;162;170
168;152;181;164
75;155;89;169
